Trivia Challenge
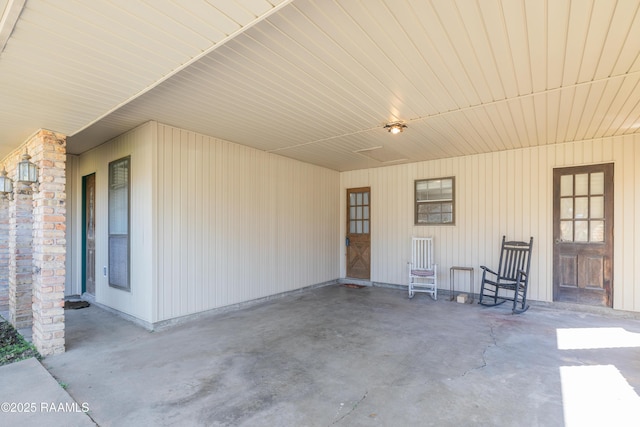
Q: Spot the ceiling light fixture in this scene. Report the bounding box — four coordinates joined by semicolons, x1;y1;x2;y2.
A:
384;122;407;134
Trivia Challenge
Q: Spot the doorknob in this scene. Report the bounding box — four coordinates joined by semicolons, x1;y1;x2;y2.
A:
555;238;563;244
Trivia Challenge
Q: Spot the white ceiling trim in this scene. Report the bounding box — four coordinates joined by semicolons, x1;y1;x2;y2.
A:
0;0;25;53
70;0;295;137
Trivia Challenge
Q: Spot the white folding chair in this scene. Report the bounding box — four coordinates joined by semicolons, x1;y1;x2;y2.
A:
408;237;437;300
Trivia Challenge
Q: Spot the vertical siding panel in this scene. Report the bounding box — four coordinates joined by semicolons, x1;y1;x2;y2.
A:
223;140;230;305
180;129;188;315
187;131;196;313
470;154;480;285
199;134;208;311
158;129;166;320
476;154;486;272
582;140;593;164
497;151;507;246
538;145;548;302
164;127;172;319
505;150;514;238
170;128;179;317
195;133;204;313
214;139;224;308
462;156;472;268
521;148;531;241
161;126;170;319
622;137;634;310
634;139;640;310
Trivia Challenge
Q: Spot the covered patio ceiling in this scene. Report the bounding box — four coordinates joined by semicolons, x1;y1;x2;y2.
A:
1;0;640;172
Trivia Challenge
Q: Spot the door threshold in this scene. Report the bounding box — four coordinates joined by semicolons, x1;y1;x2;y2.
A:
338;278;372;287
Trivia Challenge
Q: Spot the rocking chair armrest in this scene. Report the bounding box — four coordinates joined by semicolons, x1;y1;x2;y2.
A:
517;269;528;281
480;265;498;276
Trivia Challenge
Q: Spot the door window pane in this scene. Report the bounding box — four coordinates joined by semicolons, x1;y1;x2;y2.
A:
561;175;573;196
363;192;369;205
591;196;604;219
363;206;369;220
591;172;604;195
590;220;604;242
363;220;369;234
561;199;573;219
575;174;588;196
561;221;573;242
574;197;588;219
575;221;588;242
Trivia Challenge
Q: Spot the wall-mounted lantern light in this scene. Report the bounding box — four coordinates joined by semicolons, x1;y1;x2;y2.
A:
0;165;13;200
17;149;38;191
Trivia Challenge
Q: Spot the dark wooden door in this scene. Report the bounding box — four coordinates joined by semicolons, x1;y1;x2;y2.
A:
553;164;613;307
346;187;371;279
84;173;96;295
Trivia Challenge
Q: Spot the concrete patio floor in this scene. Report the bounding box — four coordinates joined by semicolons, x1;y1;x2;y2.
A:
35;285;640;426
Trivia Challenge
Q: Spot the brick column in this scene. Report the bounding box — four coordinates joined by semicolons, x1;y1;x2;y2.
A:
8;182;34;329
31;130;67;356
0;200;9;313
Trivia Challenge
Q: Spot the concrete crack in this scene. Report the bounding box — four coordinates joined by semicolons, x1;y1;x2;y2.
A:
330;391;368;425
462;324;497;376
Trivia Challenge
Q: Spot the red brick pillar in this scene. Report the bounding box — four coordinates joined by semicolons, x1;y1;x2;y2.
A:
8;182;34;329
0;200;10;313
31;130;67;356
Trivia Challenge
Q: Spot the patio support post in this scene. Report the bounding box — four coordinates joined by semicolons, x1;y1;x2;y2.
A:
30;130;67;356
8;181;34;329
0;203;8;312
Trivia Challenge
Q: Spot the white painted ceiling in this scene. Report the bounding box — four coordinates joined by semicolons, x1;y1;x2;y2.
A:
1;0;640;171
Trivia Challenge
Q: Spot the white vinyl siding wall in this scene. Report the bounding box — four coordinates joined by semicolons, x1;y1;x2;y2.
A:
340;135;640;313
154;123;340;322
70;121;340;324
73;123;155;322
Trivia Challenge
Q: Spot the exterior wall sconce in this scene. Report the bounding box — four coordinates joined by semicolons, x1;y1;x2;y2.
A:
0;166;13;200
384;122;407;134
17;149;38;191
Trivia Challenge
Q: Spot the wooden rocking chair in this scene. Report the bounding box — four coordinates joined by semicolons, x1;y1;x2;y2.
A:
479;236;533;314
408;237;437;300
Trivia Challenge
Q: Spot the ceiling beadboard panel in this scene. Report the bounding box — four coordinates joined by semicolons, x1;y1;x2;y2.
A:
1;0;640;171
0;0;290;154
